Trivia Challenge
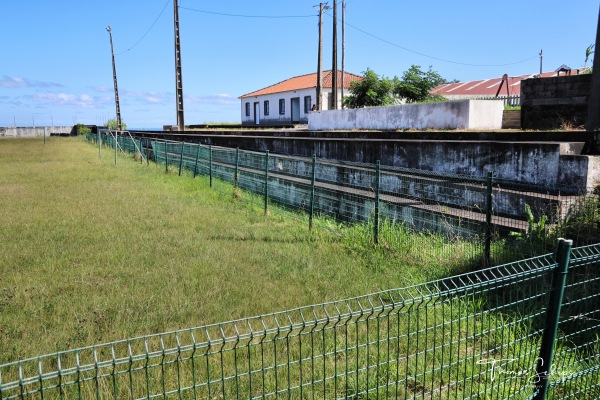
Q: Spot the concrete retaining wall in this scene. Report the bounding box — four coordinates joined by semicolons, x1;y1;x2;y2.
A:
179;134;596;191
308;100;503;130
0;126;74;137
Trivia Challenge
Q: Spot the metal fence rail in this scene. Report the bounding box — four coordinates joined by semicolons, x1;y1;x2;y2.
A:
1;240;598;399
139;138;592;265
479;95;521;107
86;134;596;266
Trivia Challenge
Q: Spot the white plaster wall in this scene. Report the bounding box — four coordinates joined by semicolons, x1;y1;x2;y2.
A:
240;89;330;124
308;100;504;130
468;100;504;129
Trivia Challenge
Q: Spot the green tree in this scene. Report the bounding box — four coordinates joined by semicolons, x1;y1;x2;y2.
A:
105;118;127;131
585;43;595;69
343;69;395;108
393;65;447;103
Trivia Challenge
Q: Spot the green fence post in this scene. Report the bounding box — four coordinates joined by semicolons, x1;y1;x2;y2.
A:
209;145;213;187
234;147;240;188
178;141;185;176
193;145;200;178
309;154;317;230
533;238;573;400
484;171;493;266
165;141;169;173
99;132;102;159
374;160;381;245
264;150;269;215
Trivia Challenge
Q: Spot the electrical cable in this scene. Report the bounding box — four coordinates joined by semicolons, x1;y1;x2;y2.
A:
116;0;172;55
331;15;538;67
179;2;537;68
179;6;317;19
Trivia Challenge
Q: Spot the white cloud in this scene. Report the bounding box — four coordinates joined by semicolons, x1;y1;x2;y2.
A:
0;76;62;88
186;93;238;105
90;85;112;93
118;90;237;107
122;90;171;105
31;92;97;108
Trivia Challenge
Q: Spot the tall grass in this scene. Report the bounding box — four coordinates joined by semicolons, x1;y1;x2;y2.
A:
0;137;481;365
1;137;598;399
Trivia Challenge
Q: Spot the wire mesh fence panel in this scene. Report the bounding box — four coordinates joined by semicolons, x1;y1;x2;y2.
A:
116;137;140;155
2;252;568;400
545;243;600;399
315;160;379;225
69;137;600;399
179;142;201;174
489;177;594;265
95;138;600;266
210;146;236;184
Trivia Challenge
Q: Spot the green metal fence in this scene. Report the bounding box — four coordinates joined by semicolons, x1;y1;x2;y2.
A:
1;239;598;399
145;138;594;264
86;134;599;266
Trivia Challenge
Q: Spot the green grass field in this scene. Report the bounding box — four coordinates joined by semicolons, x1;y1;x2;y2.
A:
0;137;479;364
2;137;598;399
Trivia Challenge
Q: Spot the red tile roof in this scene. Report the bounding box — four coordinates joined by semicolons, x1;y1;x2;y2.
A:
431;68;590;97
239;70;363;98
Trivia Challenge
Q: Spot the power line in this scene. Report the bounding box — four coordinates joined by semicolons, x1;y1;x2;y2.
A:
179;6;317;19
178;2;536;68
116;0;171;55
326;12;538;67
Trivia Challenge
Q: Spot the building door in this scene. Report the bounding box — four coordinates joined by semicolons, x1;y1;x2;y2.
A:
253;102;260;124
291;97;300;123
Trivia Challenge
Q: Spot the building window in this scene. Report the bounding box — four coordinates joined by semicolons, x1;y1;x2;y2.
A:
304;96;312;113
245;102;250;117
279;99;285;115
264;100;270;116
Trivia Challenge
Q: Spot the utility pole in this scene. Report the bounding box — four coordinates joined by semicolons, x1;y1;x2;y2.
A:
106;26;122;131
539;49;543;76
174;0;185;131
316;3;329;111
341;0;345;109
587;6;600;132
331;0;338;110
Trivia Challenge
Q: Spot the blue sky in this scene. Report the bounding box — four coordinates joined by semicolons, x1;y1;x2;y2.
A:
1;1;598;129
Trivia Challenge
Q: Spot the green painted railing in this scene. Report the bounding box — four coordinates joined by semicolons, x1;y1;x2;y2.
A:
1;237;599;399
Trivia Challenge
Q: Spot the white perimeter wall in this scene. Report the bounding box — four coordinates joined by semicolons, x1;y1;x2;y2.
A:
308;100;504;130
0;126;72;137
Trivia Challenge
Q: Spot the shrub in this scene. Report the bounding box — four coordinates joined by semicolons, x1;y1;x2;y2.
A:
76;124;91;136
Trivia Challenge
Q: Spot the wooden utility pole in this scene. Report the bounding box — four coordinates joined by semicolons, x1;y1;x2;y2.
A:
316;3;327;111
341;0;345;109
174;0;185;131
106;26;122;131
586;6;600;132
331;0;338;110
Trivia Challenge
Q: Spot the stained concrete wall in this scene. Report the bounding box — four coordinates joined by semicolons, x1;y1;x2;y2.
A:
178;133;596;191
308;100;503;130
0;126;74;137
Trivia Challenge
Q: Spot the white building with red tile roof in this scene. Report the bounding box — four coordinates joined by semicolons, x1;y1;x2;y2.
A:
239;70;362;126
430;67;590;102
